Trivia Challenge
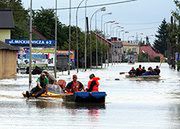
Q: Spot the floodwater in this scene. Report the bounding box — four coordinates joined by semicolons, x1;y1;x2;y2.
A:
0;63;180;129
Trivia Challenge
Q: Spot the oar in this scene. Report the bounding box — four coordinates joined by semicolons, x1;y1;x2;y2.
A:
159;56;164;68
119;72;127;75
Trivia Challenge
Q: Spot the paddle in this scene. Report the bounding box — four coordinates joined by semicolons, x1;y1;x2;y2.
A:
119;72;127;75
159;56;164;68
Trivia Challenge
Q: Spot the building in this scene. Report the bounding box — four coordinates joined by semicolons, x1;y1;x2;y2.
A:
121;41;140;62
111;37;123;63
0;41;18;79
0;10;14;42
0;10;18;79
140;45;164;61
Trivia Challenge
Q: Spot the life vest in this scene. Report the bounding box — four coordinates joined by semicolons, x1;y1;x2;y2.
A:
66;81;83;93
72;81;81;92
58;79;66;92
87;77;100;92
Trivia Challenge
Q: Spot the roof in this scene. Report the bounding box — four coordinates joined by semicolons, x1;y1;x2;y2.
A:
0;41;19;51
0;10;14;29
94;33;113;45
140;45;163;59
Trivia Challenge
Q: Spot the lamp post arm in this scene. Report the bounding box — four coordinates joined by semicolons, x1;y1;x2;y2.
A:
90;9;101;31
76;0;85;26
76;0;85;73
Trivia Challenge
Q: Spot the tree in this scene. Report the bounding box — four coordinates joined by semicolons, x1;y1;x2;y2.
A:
153;19;168;55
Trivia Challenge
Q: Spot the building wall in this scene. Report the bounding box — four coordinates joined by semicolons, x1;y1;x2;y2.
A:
121;43;140;62
112;42;123;62
0;50;17;79
0;29;11;42
122;45;140;54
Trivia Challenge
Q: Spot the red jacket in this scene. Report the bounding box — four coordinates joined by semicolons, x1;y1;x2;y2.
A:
87;77;100;92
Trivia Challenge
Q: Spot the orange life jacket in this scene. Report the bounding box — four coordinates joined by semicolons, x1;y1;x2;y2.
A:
87;77;100;92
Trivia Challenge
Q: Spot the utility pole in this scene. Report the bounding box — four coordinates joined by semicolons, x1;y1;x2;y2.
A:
68;0;71;75
54;0;57;78
29;0;32;91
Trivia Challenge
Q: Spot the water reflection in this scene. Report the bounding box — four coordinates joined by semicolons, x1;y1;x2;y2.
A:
62;102;105;123
62;102;106;110
26;99;62;109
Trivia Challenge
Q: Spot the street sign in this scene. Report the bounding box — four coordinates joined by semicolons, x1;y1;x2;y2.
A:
5;39;55;47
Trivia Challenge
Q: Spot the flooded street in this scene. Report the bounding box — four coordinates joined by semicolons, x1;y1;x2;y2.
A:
0;63;180;129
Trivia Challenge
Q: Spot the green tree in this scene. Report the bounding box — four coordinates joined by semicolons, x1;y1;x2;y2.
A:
153;19;168;55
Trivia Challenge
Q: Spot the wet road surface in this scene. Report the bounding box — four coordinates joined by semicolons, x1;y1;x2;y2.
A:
0;63;180;129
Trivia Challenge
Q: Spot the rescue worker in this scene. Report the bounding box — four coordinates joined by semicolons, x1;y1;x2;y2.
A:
65;75;84;93
26;73;49;98
86;74;100;92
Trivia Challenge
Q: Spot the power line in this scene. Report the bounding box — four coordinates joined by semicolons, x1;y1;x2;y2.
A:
121;21;161;25
128;27;158;32
12;0;138;11
56;0;138;10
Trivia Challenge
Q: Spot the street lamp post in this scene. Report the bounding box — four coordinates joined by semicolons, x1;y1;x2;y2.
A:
89;7;106;69
115;26;123;39
76;0;85;73
122;31;129;41
54;0;57;78
101;13;112;36
84;0;88;71
68;0;71;75
104;21;115;66
100;12;112;68
110;22;119;37
103;21;115;38
109;22;118;65
128;36;135;42
29;0;32;91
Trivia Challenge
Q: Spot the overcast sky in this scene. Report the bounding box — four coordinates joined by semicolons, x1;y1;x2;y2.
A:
21;0;176;43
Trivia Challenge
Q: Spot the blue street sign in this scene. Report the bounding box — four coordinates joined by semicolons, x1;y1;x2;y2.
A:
5;39;55;47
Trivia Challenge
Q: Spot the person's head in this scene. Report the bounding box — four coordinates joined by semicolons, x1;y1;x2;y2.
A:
139;65;141;68
142;66;145;70
89;74;95;79
72;74;77;82
148;67;152;71
156;66;159;69
131;67;134;70
42;70;49;75
40;73;46;79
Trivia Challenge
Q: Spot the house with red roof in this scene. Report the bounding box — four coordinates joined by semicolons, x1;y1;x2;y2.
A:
140;45;164;61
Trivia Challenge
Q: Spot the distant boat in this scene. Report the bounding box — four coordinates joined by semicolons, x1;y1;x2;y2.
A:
62;92;107;103
125;75;160;81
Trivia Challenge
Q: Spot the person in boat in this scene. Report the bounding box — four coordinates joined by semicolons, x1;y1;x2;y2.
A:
26;73;49;98
154;66;160;75
86;74;100;92
42;70;57;84
135;65;143;76
128;67;136;77
32;66;43;75
57;79;66;93
65;74;84;93
142;67;155;76
142;66;146;74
